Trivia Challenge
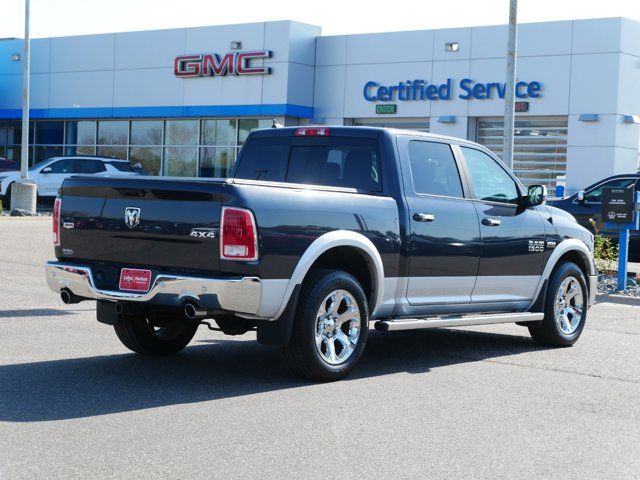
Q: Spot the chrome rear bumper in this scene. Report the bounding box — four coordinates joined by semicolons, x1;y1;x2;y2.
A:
45;261;261;314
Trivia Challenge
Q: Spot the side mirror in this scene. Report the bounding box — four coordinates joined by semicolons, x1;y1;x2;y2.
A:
576;190;585;202
526;184;547;207
41;166;52;174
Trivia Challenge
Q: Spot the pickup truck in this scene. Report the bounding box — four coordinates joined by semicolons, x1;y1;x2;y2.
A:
46;126;597;381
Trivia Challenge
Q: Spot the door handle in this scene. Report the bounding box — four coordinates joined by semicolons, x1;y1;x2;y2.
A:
482;218;501;227
413;212;435;222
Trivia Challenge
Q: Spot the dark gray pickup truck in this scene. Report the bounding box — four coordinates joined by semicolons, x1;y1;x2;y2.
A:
46;126;597;381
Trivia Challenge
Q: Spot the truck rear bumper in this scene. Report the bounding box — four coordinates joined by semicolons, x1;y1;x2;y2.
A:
45;261;262;315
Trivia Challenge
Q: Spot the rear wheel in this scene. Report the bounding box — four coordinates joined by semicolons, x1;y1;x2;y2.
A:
529;262;587;347
282;269;369;381
114;313;198;355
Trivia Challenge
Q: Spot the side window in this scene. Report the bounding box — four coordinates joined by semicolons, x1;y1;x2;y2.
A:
583;178;636;203
408;141;463;198
47;159;73;174
76;160;107;174
462;147;519;204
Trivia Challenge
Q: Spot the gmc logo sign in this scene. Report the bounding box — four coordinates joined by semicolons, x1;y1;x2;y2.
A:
174;50;272;77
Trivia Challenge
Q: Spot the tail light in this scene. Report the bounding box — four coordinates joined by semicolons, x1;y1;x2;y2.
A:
53;197;61;246
220;207;258;261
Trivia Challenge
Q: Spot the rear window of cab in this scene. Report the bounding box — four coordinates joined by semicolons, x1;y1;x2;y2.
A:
234;137;382;192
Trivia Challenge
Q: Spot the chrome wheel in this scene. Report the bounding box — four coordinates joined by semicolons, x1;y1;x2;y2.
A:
553;276;584;335
314;289;361;365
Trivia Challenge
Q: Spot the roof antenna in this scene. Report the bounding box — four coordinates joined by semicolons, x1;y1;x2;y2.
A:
271;118;283;128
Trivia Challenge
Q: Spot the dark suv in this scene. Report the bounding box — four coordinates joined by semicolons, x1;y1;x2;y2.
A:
550;174;639;261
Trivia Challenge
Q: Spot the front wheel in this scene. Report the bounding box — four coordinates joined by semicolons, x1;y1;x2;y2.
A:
529;262;588;347
114;313;198;355
282;269;369;381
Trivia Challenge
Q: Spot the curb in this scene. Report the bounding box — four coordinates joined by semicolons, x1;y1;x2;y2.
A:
0;215;51;220
595;293;640;307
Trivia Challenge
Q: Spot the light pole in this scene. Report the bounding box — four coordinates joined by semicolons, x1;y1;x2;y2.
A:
11;0;37;214
502;0;518;170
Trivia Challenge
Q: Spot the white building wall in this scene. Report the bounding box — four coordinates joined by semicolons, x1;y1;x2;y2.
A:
314;17;640;192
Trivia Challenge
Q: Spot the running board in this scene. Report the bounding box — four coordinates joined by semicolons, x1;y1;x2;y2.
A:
374;312;544;332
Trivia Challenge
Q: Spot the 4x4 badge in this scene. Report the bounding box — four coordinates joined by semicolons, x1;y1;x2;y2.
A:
190;227;216;239
124;207;141;229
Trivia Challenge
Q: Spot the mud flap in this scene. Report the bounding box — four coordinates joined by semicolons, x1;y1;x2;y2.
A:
96;300;121;325
256;285;301;346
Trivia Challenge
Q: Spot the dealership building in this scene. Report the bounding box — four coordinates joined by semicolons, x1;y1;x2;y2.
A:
1;17;639;192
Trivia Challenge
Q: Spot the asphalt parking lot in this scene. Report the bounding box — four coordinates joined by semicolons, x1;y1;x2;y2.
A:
1;217;639;479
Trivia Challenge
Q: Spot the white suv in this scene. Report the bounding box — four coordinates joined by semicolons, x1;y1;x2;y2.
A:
0;156;139;208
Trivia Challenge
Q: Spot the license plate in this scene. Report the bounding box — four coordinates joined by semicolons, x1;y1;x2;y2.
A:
119;268;152;292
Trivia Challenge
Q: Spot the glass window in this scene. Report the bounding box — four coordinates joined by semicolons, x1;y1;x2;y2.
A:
130;147;161;175
238;119;272;145
7;121;34;144
199;147;236;177
66;121;96;145
35;121;64;144
66;145;96;156
130;120;162;145
75;159;107;174
287;139;382;191
98;121;128;145
110;161;134;172
235;137;289;181
163;147;197;177
0;122;7;146
47;159;74;174
4;147;21;162
202;119;237;146
96;146;127;159
34;145;63;163
583;178;636;203
165;120;198;146
462;147;519;204
408;141;463;198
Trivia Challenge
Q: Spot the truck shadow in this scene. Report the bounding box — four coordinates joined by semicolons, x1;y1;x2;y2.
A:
0;328;547;422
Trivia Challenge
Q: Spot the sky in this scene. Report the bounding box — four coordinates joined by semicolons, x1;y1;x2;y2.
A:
1;0;640;39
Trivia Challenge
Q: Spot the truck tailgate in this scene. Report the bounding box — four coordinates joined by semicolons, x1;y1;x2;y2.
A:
58;176;225;272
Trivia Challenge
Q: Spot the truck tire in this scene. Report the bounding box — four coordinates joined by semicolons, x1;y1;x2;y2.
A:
282;269;369;381
529;261;588;347
114;314;198;355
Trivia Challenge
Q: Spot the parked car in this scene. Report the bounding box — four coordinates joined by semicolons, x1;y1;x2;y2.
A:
549;174;640;261
0;156;139;208
45;127;596;381
0;157;19;172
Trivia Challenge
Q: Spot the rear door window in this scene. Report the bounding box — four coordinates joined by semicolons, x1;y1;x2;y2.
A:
408;141;463;198
110;161;134;172
75;159;107;174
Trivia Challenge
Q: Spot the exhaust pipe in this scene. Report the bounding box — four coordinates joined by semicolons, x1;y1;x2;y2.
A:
184;302;210;321
60;288;82;305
